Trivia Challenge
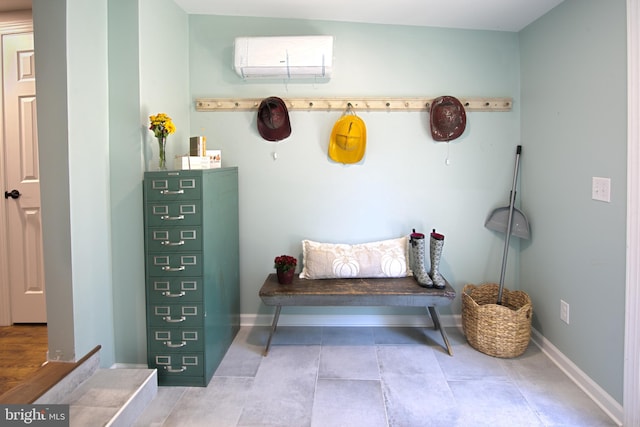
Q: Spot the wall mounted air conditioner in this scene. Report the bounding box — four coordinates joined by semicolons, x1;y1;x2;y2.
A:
233;36;333;80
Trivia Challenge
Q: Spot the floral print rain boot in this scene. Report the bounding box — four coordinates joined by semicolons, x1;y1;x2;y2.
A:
410;229;433;288
429;229;446;289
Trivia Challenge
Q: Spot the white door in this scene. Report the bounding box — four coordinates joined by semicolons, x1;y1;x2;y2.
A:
2;30;46;323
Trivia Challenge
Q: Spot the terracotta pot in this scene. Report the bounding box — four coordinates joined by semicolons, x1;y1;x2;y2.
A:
276;268;295;284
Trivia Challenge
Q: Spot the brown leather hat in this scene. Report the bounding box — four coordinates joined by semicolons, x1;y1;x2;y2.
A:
257;97;291;141
430;96;466;142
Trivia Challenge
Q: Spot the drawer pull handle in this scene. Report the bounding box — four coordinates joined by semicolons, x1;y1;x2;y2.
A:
163;316;186;323
160;215;184;221
164;341;187;348
160;189;184;195
162;291;186;298
164;366;186;373
161;240;185;246
162;266;186;272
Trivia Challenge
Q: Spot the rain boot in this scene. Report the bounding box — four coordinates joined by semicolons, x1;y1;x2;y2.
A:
409;229;433;288
429;229;446;289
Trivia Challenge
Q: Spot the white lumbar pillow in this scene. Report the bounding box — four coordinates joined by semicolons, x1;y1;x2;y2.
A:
299;236;410;279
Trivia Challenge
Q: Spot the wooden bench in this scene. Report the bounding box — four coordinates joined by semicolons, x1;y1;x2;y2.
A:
258;274;456;356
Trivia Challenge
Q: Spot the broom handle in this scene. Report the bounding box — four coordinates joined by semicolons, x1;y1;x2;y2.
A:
497;145;522;304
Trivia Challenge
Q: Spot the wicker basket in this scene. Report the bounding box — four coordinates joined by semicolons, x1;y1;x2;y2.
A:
462;283;532;358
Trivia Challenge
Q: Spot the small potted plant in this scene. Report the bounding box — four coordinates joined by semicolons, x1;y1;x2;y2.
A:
274;255;297;284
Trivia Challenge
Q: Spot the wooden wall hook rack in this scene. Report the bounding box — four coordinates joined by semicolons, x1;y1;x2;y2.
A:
194;97;513;112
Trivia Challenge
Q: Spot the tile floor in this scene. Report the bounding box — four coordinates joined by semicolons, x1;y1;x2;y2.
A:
134;325;617;427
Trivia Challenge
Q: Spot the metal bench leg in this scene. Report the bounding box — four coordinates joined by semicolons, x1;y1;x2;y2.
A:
428;306;453;356
263;305;282;356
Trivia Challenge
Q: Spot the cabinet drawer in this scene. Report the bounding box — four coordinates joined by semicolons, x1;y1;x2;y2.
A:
148;303;204;327
147;277;203;302
146;227;201;252
145;175;201;201
149;353;204;377
148;328;204;352
145;202;202;227
147;253;203;276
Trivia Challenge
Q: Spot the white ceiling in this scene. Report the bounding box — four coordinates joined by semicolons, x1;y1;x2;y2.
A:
173;0;565;32
0;0;564;32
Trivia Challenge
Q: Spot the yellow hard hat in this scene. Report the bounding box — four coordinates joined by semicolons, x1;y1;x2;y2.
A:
328;114;366;164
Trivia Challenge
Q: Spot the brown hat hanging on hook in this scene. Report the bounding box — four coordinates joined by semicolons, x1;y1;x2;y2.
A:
257;96;291;141
430;96;466;142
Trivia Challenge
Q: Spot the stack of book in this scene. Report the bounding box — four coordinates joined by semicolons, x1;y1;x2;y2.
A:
174;136;221;169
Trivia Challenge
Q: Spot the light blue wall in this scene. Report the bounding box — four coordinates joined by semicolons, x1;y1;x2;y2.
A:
188;16;521;317
127;0;189;364
520;0;627;404
139;0;190;168
66;0;115;367
106;0;190;363
33;0;116;366
32;0;75;362
32;0;190;366
108;0;145;364
31;0;628;406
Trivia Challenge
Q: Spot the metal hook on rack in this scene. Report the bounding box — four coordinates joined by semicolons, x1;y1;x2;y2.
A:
344;102;361;117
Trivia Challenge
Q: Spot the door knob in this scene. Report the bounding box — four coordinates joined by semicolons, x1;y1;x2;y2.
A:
4;189;20;199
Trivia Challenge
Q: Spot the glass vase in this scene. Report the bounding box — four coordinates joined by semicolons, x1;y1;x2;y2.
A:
157;136;167;170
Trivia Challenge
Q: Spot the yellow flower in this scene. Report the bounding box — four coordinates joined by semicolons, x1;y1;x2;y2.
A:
149;113;176;139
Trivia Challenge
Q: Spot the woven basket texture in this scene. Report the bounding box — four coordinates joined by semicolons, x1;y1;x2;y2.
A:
462;283;532;358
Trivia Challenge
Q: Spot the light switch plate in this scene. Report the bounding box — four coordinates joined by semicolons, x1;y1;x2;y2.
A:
592;177;611;202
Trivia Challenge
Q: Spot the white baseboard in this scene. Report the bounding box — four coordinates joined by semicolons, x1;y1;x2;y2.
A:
530;328;623;427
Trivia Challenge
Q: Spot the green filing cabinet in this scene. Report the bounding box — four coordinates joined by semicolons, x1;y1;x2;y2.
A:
143;168;239;386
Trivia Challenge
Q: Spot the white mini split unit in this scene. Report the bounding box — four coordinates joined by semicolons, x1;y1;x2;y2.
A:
233;35;333;80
